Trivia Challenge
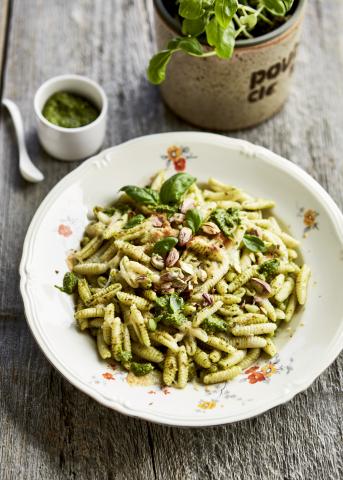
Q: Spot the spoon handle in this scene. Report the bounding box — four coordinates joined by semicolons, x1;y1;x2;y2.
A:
2;98;28;154
2;98;44;183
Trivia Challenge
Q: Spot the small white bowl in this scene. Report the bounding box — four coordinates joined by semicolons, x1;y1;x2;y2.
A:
34;74;108;161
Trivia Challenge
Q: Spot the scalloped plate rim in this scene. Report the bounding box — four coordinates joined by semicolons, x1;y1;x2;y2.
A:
20;132;343;427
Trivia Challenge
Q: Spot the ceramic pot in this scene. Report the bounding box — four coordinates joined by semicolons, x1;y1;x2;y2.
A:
153;0;307;131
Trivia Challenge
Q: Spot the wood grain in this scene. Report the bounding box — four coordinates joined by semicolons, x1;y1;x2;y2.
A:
0;0;342;479
0;0;10;83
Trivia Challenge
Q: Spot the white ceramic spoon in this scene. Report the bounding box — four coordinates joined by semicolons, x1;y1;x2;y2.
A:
2;98;44;183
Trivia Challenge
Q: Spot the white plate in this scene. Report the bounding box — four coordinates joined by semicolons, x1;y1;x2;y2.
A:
20;132;343;427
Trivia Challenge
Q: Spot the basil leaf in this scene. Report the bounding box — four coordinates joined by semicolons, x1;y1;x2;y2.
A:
178;0;204;20
147;50;173;85
215;0;238;29
120;185;159;205
205;17;235;59
185;208;202;233
168;37;204;56
211;208;241;237
153;236;178;256
259;259;280;277
261;0;293;16
123;214;145;229
243;234;267;253
150;204;178;214
160;173;196;205
182;16;207;36
55;271;78;295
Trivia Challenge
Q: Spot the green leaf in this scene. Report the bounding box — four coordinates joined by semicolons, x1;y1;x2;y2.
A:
185;208;202;233
150;204;178;214
55;271;78;295
215;0;238;28
130;362;154;376
259;259;280;277
160;173;196;205
123;214;145;229
243;234;267;253
211;208;241;237
179;0;204;20
168;37;204;56
147;50;173;85
120;185;159;205
205;17;235;59
182;16;207;36
153;236;178;256
261;0;293;16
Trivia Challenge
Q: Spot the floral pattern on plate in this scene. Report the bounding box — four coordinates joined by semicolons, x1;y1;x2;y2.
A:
20;132;343;426
161;145;197;172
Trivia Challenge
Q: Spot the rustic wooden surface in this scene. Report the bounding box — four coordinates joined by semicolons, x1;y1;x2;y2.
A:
0;1;342;479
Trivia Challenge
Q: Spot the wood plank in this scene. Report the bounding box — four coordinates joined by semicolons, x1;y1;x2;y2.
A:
0;0;10;83
0;317;156;480
0;317;342;480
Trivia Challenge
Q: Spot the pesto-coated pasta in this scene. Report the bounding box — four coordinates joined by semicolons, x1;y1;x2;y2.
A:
203;366;242;385
59;168;310;388
219;349;246;369
163;350;178;386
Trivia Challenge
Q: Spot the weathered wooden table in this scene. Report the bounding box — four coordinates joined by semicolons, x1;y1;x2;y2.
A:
0;1;342;479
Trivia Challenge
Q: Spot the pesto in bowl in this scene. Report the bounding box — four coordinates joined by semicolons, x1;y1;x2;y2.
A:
42;91;100;128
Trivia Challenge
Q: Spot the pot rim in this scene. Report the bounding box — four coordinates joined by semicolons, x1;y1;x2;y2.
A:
153;0;307;48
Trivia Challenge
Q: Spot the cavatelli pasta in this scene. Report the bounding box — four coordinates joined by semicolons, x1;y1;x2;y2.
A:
163;350;178;386
58;168;309;388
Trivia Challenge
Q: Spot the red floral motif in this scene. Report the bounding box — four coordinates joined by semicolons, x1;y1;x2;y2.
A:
245;366;259;374
245;362;279;384
174;156;186;171
164;145;192;172
247;371;266;384
102;372;115;380
161;387;170;395
58;224;72;237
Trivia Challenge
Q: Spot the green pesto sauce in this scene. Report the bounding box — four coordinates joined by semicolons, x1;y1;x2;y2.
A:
42;91;100;128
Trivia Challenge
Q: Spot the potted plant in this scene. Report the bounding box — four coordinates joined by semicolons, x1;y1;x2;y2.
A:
148;0;307;130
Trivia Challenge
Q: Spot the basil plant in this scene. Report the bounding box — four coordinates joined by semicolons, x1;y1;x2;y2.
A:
148;0;295;84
